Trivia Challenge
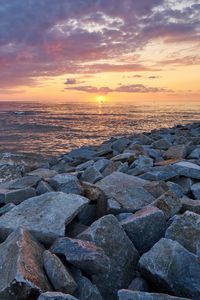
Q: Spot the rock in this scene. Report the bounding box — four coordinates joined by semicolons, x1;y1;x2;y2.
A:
0;192;88;245
152;139;171;150
71;268;103;300
28;168;58;179
151;190;182;219
78;204;97;226
111;153;136;163
49;174;83;195
163;145;188;159
139;238;200;299
116;213;133;222
96;172;155;212
117;290;190;300
130;155;153;170
128;276;149;292
81;166;103;184
76;160;94;171
191;182;200;199
93;159;110;172
0;203;15;216
171;177;193;194
173;161;200;179
167;181;184;198
79;214;139;300
165;211;200;255
43;250;77;294
0;187;36;204
144;181;169;198
102;161;123;177
51;237;110;275
68;147;96;160
111;137;130;153
107;198;122;214
121;206;166;254
1;175;41;189
38;292;79;300
140;165;177;181
36;181;54;195
180;196;200;214
188;147;200;159
0;227;51;299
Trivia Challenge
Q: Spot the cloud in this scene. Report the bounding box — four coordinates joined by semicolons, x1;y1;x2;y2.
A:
0;0;199;88
65;84;170;94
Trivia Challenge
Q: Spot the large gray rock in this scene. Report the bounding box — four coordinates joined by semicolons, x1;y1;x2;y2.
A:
0;203;15;216
0;227;51;299
51;237;110;275
49;174;83;195
0;192;88;245
79;214;139;300
191;183;200;199
111;137;130;153
28;168;58;180
173;161;200;179
71;268;103;300
121;206;166;254
38;292;79;300
93;159;110;172
180;197;200;214
117;290;190;300
43;250;77;294
165;211;200;255
151;190;182;219
139;238;200;299
96;172;155;212
0;187;36;204
0;175;41;189
171;177;193;194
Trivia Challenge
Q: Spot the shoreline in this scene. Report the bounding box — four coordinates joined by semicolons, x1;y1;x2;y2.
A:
0;121;200;299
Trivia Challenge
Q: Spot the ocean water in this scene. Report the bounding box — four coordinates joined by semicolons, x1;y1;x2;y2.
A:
0;101;199;157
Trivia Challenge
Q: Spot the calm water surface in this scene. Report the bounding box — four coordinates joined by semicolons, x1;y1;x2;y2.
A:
0;101;199;156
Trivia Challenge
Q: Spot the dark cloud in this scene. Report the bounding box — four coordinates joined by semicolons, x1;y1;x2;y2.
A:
65;84;170;94
0;0;199;88
65;78;77;85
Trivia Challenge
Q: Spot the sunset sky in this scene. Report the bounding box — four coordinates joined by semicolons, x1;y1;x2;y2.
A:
0;0;199;103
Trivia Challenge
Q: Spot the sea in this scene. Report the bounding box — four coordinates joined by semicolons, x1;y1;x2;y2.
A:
0;101;199;157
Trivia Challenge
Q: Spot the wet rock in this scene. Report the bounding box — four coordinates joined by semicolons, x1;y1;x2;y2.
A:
0;203;15;216
81;166;103;184
96;172;155;212
71;268;103;300
173;161;200;179
118;290;190;300
49;174;83;195
0;192;88;245
180;196;200;214
0;227;51;299
36;181;54;195
151;190;182;219
139;238;200;299
79;214;139;300
51;237;110;275
43;250;77;294
28;168;58;180
0;187;36;204
163;145;188;159
165;211;200;255
38;292;79;300
121;206;166;254
191;182;200;199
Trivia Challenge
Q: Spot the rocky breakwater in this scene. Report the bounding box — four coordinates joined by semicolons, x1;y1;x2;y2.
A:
0;122;200;300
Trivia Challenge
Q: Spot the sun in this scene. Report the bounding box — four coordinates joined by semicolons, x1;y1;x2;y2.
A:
96;95;105;104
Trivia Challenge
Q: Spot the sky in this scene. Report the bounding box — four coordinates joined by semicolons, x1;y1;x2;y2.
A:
0;0;199;103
